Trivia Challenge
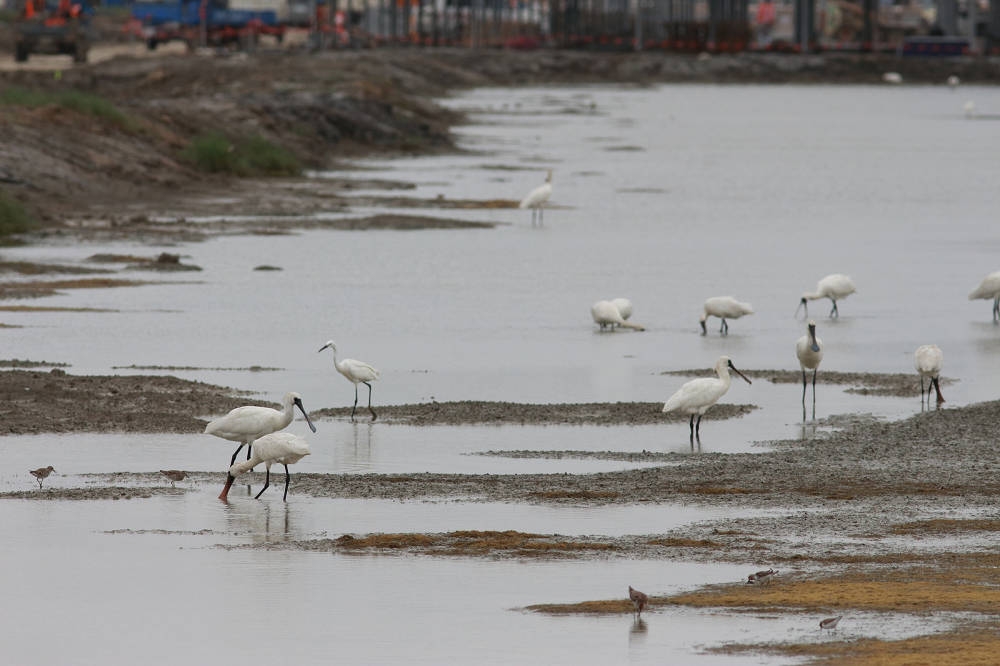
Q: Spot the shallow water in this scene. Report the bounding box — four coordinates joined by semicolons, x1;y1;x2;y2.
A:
4;83;1000;663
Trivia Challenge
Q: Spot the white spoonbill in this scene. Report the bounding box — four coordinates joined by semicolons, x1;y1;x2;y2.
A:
611;297;633;324
797;274;856;319
968;270;1000;321
700;296;754;336
519;169;553;226
591;300;644;331
204;391;317;470
914;344;945;405
221;432;311;501
318;340;380;421
796;320;823;414
662;356;751;439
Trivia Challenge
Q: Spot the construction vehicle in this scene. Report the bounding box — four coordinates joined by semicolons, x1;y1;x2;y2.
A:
14;0;92;63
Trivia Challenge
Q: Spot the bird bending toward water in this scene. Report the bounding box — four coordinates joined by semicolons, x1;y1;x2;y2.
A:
591;300;644;331
662;356;751;441
628;586;648;618
700;296;754;336
160;470;187;487
221;432;311;502
796;320;823;419
820;615;843;631
968;271;1000;321
318;340;380;422
746;568;777;585
519;169;553;226
798;274;855;319
914;344;944;405
610;298;633;325
29;466;55;489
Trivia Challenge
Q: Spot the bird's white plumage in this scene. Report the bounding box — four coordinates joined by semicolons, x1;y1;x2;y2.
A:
662;356;747;416
968;271;1000;301
204;391;315;443
319;341;380;384
914;344;943;378
795;321;824;372
591;300;644;331
519;169;553;210
947;74;960;88
882;72;902;84
229;432;311;477
800;273;855;318
963;100;976;118
611;298;633;321
700;296;753;334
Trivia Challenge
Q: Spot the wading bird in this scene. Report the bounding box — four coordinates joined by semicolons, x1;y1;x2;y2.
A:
914;344;945;405
519;169;553;226
205;391;317;497
318;341;380;422
700;296;754;336
611;297;633;325
819;615;842;631
221;432;311;502
628;586;648;618
964;100;977;118
29;466;55;489
591;300;645;331
796;320;823;419
882;72;902;84
968;270;1000;321
160;470;187;487
797;274;855;319
662;356;751;442
746;568;777;586
947;74;960;89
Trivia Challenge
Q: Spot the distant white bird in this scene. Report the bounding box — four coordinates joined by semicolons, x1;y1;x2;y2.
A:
797;274;856;319
796;320;823;414
700;296;754;336
882;72;902;84
223;432;311;501
662;356;751;439
968;270;1000;321
628;586;648;618
914;344;945;405
819;615;843;631
204;392;316;471
519;169;553;226
964;100;977;118
318;340;381;421
947;74;960;89
611;297;633;324
591;300;644;331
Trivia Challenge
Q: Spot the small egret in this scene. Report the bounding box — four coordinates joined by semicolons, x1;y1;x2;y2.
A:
628;586;648;618
519;169;553;226
882;72;902;84
222;432;311;501
160;469;187;487
591;300;644;331
947;74;960;89
662;356;751;440
964;100;977;118
611;297;633;324
746;568;777;586
29;466;55;489
968;270;1000;321
914;344;945;405
700;296;754;336
204;391;316;472
820;615;843;631
798;274;856;319
796;320;823;417
318;340;380;421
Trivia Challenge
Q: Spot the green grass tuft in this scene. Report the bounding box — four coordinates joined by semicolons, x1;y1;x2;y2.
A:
0;87;134;130
181;133;301;177
0;192;36;240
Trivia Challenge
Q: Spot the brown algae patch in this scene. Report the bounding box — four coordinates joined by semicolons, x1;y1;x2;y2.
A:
0;277;154;299
890;519;1000;535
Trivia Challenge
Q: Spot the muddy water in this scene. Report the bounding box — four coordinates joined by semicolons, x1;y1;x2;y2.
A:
4;84;1000;663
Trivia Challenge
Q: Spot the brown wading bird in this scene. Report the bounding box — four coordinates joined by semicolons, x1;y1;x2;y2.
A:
29;466;55;489
820;615;843;631
746;568;778;586
160;470;187;487
628;586;648;618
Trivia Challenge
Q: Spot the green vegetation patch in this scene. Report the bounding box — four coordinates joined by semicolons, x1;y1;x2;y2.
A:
0;192;35;240
0;87;134;130
181;132;301;177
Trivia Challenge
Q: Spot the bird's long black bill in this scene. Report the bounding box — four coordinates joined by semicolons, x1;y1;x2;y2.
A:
729;363;752;385
295;400;318;433
795;299;807;318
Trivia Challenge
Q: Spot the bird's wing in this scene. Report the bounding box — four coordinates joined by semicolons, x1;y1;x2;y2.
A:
345;359;380;380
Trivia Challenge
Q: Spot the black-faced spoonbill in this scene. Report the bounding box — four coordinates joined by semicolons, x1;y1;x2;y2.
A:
519;169;552;226
819;615;842;631
796;320;823;418
591;300;645;331
318;340;380;422
160;469;187;487
662;356;751;441
797;274;856;319
29;466;55;489
628;586;648;618
611;297;633;325
700;296;754;336
914;344;945;405
222;432;310;501
968;271;1000;321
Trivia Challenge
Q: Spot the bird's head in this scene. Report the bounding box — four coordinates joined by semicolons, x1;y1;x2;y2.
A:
318;340;336;354
724;357;752;385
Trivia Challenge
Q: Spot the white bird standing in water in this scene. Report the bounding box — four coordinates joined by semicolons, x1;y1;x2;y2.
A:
662;356;751;440
318;340;380;421
611;297;633;324
222;432;311;501
796;320;823;418
700;296;754;336
591;300;645;331
963;100;977;118
914;344;945;405
519;169;553;226
882;72;903;84
797;274;856;319
968;270;1000;321
947;74;960;89
204;392;317;470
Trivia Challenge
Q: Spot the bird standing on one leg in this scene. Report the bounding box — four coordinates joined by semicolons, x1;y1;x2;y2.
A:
662;356;751;445
914;344;945;406
225;432;311;502
29;466;55;489
797;274;855;319
519;169;553;226
796;320;823;421
318;340;380;422
628;586;648;618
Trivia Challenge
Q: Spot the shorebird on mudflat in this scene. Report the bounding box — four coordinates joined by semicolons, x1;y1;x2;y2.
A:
819;615;843;630
746;568;777;585
29;466;55;489
628;586;649;618
160;470;187;487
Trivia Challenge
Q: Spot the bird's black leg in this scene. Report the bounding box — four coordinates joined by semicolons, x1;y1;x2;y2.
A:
993;296;999;322
254;468;271;499
830;299;838;318
720;318;728;335
282;464;291;501
230;443;245;467
919;377;926;403
811;369;818;416
688;414;695;437
801;370;807;408
695;414;703;437
351;384;359;422
538;207;544;225
365;382;377;421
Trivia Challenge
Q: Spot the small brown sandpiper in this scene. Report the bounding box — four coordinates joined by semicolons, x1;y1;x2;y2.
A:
746;568;777;585
29;466;55;489
628;586;648;618
160;470;187;487
819;615;842;630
